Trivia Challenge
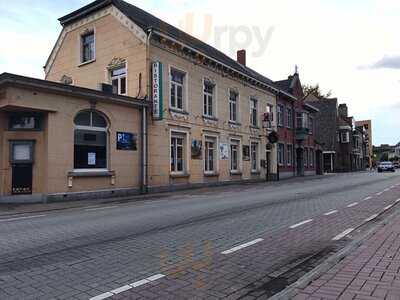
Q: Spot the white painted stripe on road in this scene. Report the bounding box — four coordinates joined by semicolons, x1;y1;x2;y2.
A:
333;228;355;241
89;292;114;300
90;274;166;300
221;238;264;254
289;219;313;229
85;206;118;211
363;196;372;201
324;210;338;216
0;214;46;223
110;285;132;294
384;205;393;211
391;185;396;189
384;188;390;192
347;202;358;208
364;214;379;223
376;192;383;196
396;198;400;203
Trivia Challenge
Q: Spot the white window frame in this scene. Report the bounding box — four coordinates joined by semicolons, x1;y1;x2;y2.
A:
286;107;292;129
203;135;218;174
74;111;108;172
277;105;284;127
287;144;293;166
80;30;95;64
309;148;314;167
169;66;188;112
278;143;285;166
250;141;259;172
169;130;189;174
341;131;350;143
203;79;216;118
110;65;127;95
229;89;239;123
304;147;308;167
250;97;258;127
229;138;241;173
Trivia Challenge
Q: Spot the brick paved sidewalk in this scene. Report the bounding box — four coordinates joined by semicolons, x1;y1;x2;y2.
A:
293;210;400;300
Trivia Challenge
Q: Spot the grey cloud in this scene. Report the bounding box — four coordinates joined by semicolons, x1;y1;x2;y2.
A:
360;55;400;70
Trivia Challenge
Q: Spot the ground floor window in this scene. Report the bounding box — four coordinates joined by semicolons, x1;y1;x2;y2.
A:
278;143;285;166
250;142;259;172
204;137;216;173
74;110;108;170
171;133;186;173
230;139;240;172
309;148;314;167
287;144;293;166
304;147;309;167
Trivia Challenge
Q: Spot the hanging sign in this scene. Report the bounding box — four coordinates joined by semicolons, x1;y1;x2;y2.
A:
152;61;163;120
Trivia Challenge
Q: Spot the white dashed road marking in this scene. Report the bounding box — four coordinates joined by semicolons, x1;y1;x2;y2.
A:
364;214;379;222
333;228;355;241
363;196;372;201
0;214;46;223
384;188;390;192
347;202;358;208
324;210;338;216
376;192;383;196
384;205;393;211
89;274;166;300
289;219;313;229
221;238;264;255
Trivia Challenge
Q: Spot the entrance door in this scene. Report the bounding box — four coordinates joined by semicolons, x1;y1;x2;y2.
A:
296;148;304;176
12;164;33;195
266;151;271;181
10;140;35;195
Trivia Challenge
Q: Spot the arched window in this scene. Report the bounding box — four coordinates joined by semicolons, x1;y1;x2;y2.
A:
74;110;108;170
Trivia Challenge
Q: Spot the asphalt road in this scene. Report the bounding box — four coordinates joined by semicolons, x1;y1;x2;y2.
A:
0;171;400;299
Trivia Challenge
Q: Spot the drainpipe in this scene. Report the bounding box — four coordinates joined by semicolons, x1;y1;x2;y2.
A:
140;28;154;194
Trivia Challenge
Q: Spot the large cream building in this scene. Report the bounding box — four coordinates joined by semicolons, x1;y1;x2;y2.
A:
0;0;299;203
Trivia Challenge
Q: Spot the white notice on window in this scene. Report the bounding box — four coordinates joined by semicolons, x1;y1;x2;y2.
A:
88;152;96;165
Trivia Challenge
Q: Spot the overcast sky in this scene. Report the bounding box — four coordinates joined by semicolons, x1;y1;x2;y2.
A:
1;0;399;146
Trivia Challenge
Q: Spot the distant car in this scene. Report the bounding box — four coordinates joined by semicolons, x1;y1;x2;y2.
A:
378;161;396;172
393;162;400;169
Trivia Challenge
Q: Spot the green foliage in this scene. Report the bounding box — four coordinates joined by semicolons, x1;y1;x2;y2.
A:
303;84;332;98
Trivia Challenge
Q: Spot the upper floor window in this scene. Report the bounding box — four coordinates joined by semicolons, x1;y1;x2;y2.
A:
74;110;107;170
111;66;127;95
170;69;186;110
250;98;258;127
81;32;95;63
203;81;215;117
229;90;239;122
277;105;284;127
341;131;350;143
9;113;42;131
286;107;292;129
296;112;308;129
309;117;314;134
264;104;274;129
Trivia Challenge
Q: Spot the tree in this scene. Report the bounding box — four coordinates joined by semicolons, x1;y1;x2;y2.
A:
303;84;332;98
381;152;389;161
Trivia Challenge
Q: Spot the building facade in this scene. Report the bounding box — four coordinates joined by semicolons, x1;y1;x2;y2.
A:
1;0;312;203
355;120;372;168
274;73;320;178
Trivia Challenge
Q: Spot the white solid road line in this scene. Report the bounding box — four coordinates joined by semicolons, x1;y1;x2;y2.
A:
332;228;355;241
384;188;390;192
0;214;46;223
221;238;264;255
364;214;379;222
85;206;118;211
324;210;338;216
376;192;383;196
289;219;313;229
396;198;400;203
89;274;166;300
363;196;372;201
347;202;358;208
384;204;394;211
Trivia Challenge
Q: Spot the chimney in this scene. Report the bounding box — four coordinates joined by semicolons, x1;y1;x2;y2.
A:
338;103;348;118
237;49;246;66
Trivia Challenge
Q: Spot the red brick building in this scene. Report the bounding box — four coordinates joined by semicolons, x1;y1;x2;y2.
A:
274;72;321;178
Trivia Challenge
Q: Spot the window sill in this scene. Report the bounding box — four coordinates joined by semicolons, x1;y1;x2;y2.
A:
170;172;190;179
251;171;261;175
228;121;241;126
68;170;115;178
169;108;189;115
250;125;260;130
78;59;96;67
230;171;242;176
202;115;218;121
204;172;219;177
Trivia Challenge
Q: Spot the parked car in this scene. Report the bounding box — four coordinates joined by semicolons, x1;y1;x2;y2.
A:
378;161;396;173
393;162;400;169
